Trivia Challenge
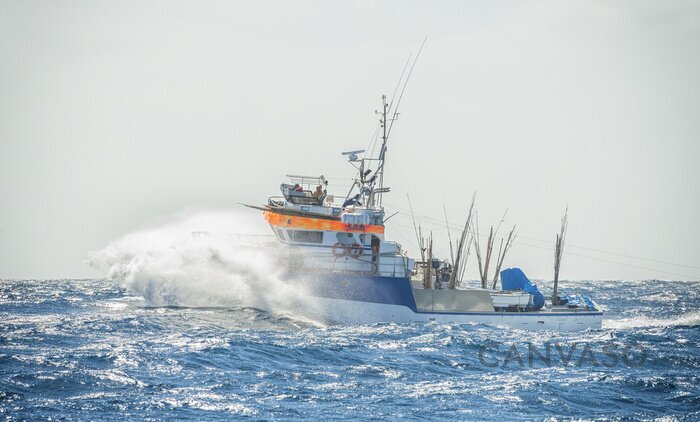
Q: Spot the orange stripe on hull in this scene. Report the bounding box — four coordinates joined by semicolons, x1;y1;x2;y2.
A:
263;210;385;234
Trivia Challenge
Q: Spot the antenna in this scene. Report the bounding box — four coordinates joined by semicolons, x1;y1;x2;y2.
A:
372;36;427;207
387;35;427;138
370;94;389;207
343;37;427;210
387;52;413;116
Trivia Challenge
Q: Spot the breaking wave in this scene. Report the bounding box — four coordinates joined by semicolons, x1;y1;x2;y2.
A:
604;311;700;330
87;210;313;316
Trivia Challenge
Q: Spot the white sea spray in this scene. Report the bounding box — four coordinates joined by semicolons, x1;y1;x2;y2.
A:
604;311;700;330
87;210;316;319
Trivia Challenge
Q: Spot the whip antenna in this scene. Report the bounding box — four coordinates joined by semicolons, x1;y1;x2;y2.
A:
387;35;427;138
387;52;413;115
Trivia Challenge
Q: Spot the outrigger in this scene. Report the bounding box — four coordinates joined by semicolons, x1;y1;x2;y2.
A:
245;93;602;331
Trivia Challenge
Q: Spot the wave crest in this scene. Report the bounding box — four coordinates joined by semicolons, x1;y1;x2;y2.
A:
87;210;312;314
604;311;700;329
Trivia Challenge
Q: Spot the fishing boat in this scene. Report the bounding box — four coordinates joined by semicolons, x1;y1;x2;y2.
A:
244;93;603;332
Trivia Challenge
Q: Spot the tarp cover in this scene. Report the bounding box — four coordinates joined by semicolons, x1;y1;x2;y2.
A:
582;295;597;310
563;294;597;311
563;294;582;307
501;268;536;292
500;268;545;310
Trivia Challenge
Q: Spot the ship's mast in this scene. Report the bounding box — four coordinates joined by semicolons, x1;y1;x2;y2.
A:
365;95;389;209
350;37;426;210
376;95;389;207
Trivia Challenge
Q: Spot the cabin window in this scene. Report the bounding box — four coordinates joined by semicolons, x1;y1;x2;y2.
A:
336;232;356;245
275;228;286;241
288;230;323;244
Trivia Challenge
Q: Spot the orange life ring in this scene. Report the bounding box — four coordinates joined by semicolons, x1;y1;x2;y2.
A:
349;243;363;258
332;242;347;257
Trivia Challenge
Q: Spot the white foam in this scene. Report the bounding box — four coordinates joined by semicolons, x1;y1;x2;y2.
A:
87;210;317;319
638;292;679;303
604;311;700;329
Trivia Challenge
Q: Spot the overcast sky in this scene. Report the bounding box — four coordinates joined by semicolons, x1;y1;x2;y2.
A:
1;0;698;280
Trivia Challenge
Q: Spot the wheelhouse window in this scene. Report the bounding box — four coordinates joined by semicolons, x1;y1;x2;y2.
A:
288;230;323;244
336;232;356;245
275;228;286;241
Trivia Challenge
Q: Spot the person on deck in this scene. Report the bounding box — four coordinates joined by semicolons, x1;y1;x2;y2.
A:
342;194;362;208
312;185;325;198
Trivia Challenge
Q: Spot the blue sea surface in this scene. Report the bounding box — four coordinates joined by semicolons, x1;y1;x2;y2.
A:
1;278;699;420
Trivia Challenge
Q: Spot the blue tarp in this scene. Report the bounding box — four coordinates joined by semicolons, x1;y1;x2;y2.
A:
561;294;597;310
563;294;583;307
582;295;597;310
500;268;545;310
501;268;536;293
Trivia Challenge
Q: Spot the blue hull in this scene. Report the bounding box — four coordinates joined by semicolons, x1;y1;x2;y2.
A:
284;272;604;318
287;273;418;311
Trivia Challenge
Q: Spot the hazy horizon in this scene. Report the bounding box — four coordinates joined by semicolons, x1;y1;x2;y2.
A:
1;0;698;281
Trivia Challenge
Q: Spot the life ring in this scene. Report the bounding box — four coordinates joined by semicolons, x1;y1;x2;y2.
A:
349;243;363;258
332;242;346;257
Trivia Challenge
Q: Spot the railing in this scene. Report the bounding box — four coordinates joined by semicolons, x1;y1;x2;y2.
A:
268;195;344;213
298;252;411;278
286;174;325;188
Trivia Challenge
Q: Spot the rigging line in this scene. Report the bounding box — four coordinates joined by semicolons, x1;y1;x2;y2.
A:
387;35;428;139
387;207;489;233
367;123;381;160
384;202;700;270
386;222;451;263
514;239;700;280
553;243;700;271
225;213;258;235
386;204;698;278
386;222;419;252
418;219;699;279
391;209;519;238
460;216;700;271
388;219;447;232
387;52;413;116
367;38;428;189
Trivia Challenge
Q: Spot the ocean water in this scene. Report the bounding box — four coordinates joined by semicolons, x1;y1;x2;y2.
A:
1;278;699;421
2;213;699;420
